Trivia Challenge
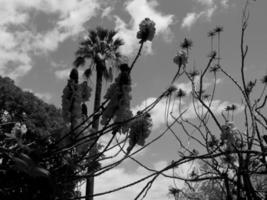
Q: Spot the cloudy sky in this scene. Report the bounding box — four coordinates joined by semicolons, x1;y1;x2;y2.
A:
1;0;267;199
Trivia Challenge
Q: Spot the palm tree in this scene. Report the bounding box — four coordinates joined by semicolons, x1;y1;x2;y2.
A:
73;27;124;200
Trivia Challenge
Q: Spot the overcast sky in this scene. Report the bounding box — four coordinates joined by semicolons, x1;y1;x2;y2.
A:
1;0;267;199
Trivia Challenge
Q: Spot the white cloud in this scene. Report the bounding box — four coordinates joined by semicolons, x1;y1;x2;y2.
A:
195;0;230;7
114;0;175;56
132;96;243;130
96;130;149;169
55;68;71;80
221;0;230;8
54;68;86;80
181;12;200;29
181;6;217;29
101;6;113;18
182;0;230;29
23;88;52;102
196;0;214;6
132;97;177;130
0;0;102;80
174;76;223;94
34;92;52;102
80;160;196;200
56;0;101;39
51;60;67;69
0;46;32;80
132;78;243;130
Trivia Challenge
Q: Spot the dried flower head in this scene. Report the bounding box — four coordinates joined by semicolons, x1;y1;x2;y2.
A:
208;30;215;38
176;88;186;98
180;38;193;51
166;85;177;96
214;26;224;34
168;187;180;196
173;50;188;66
208;135;219;148
231;104;237;111
136;18;156;42
208;51;217;58
209;64;220;73
203;94;210;99
225;105;232;111
245;80;257;95
189;69;199;78
127;112;152;153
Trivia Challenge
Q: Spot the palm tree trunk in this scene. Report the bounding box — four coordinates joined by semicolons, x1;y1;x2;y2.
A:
86;66;103;200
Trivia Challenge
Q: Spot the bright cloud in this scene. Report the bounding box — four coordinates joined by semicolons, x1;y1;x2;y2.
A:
175;76;223;94
0;0;102;80
132;78;242;130
55;68;71;80
114;0;175;56
132;96;242;130
181;12;200;29
54;68;87;81
80;160;197;200
101;6;113;18
132;97;181;130
181;0;230;29
196;0;214;6
97;133;148;168
23;88;52;102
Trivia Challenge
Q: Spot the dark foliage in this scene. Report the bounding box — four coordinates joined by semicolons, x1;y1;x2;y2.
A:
0;76;79;200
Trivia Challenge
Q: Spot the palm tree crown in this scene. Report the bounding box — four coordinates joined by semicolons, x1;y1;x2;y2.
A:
74;27;124;80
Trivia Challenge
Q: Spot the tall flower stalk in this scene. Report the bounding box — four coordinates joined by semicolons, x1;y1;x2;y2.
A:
130;18;156;73
172;50;188;84
208;30;215;52
214;26;223;66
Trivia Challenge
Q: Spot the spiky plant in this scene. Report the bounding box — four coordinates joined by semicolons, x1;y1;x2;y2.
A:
180;37;193;55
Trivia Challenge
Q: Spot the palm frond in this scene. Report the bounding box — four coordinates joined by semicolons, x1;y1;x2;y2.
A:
73;27;124;82
96;27;109;41
75;47;90;57
89;30;98;44
115;52;123;61
80;38;90;46
107;30;117;43
73;56;86;68
113;38;124;51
